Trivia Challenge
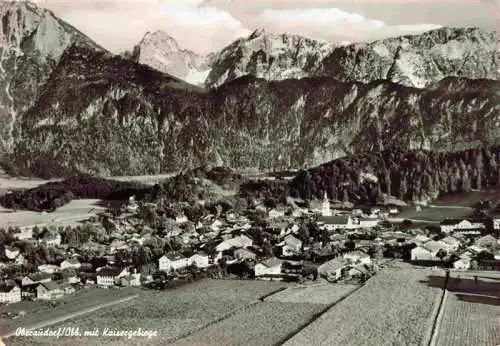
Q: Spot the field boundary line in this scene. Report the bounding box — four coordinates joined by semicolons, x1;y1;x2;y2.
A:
274;284;364;346
428;272;449;346
168;285;288;344
2;294;139;339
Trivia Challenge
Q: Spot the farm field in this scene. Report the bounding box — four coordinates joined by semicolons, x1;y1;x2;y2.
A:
0;287;138;336
284;268;443;346
397;188;499;222
173;301;325;346
434;273;500;346
264;283;359;305
5;280;288;346
0;199;106;230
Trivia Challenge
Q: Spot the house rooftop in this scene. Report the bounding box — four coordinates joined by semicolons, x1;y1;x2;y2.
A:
97;266;123;277
440;219;463;225
318;258;346;274
162;252;186;261
440;236;461;245
259;257;283;268
422;240;445;253
284;234;302;247
319;215;350;225
38;281;60;291
27;272;52;282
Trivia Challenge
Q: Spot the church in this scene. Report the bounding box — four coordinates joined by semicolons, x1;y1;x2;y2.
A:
322;192;332;217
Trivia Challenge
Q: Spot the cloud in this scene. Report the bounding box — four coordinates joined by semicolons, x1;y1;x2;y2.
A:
260;7;442;42
158;5;246;29
262;8;385;29
42;0;250;55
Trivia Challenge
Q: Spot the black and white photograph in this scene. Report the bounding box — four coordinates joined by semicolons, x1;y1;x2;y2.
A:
0;0;498;345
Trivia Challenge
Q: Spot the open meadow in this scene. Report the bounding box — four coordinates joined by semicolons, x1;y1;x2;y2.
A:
4;280;288;346
264;282;359;305
173;301;325;346
0;199;106;230
434;272;500;346
173;282;361;346
397;188;499;222
284;268;444;346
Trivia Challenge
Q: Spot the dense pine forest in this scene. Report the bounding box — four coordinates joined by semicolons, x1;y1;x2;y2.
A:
1;147;498;212
242;146;500;204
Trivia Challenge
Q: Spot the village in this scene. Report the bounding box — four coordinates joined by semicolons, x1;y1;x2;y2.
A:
0;191;499;306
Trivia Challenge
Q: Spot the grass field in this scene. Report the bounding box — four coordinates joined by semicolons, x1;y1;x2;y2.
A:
284;268;443;346
397;188;499;222
434;272;500;346
0;199;106;229
264;283;359;305
0;287;138;336
5;280;288;346
173;301;325;346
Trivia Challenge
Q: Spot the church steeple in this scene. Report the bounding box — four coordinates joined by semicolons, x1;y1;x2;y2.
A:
322;191;331;216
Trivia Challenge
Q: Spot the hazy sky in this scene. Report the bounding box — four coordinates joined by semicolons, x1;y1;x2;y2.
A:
38;0;499;55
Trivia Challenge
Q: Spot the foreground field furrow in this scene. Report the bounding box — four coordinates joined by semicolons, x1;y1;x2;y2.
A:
0;288;138;336
284;268;442;346
173;302;326;346
264;283;359;305
4;280;288;346
436;293;500;346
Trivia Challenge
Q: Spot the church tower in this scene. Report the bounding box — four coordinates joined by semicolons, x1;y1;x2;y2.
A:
322;191;332;216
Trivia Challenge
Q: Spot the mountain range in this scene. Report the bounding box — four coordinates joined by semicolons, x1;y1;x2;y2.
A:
0;2;498;178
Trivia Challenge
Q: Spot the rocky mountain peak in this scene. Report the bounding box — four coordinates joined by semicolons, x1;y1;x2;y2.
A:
206;26;497;89
133;30;211;86
139;30;182;52
205;31;336;89
0;1;103;153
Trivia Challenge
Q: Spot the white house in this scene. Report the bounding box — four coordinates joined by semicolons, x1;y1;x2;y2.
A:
389;208;399;215
411;246;438;261
4;246;20;260
343;251;372;265
411;240;446;262
159;252;190;272
175;214;188;224
60;258;81;270
493;218;500;231
268;208;285;219
453;257;471;270
439;236;461;252
215;235;253;252
96;267;129;286
254;258;283;278
42;232;62;246
189;252;210;267
318;258;346;282
440;219;485;234
36;282;64;300
359;218;380;229
282;235;302;257
0;283;21;303
38;264;60;274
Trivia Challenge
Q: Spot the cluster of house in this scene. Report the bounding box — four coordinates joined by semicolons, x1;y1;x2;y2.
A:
1;192;499;304
411;218;500;269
